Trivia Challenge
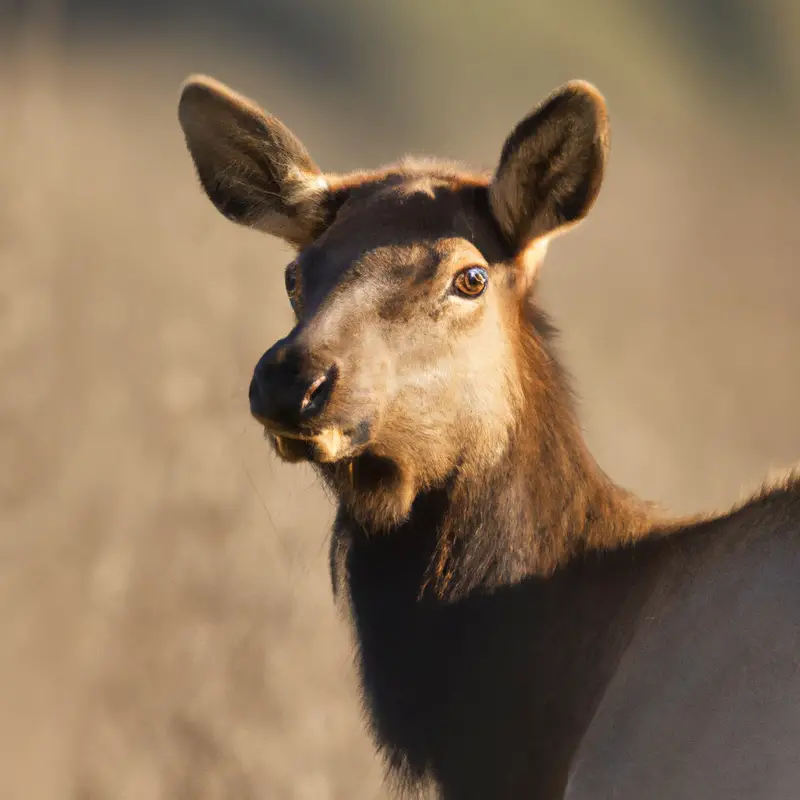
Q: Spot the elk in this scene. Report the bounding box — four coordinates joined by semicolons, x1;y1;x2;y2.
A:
178;75;800;799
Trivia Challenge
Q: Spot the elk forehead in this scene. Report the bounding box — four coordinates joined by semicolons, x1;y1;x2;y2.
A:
301;176;506;287
324;175;495;246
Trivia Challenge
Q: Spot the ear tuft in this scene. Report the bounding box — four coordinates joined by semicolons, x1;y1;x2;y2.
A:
489;80;609;254
178;75;329;247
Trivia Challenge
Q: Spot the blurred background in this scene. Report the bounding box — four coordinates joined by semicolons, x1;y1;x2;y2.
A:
1;1;799;797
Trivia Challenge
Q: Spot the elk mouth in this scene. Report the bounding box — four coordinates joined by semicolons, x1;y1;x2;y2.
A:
256;416;373;465
256;413;414;527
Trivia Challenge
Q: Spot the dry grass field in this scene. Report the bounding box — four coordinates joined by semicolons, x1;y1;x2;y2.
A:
1;3;799;797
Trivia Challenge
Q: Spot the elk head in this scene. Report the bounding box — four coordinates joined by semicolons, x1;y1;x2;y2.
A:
178;76;609;530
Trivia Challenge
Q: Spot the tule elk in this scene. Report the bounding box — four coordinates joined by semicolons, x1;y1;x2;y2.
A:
178;75;800;800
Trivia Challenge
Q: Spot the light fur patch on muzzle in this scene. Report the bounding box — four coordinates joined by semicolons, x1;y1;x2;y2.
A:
311;428;349;462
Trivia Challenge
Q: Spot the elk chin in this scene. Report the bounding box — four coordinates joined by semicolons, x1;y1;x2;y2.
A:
269;434;313;463
323;451;418;532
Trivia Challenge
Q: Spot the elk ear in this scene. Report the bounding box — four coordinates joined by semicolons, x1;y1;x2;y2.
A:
489;81;609;256
178;75;329;248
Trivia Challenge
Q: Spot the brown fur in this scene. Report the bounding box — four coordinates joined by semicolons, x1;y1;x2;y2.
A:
178;75;800;798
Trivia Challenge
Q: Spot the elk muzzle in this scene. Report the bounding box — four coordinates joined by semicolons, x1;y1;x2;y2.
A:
249;340;367;463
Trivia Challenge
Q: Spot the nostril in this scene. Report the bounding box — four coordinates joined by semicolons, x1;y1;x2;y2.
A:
300;364;337;417
301;375;326;411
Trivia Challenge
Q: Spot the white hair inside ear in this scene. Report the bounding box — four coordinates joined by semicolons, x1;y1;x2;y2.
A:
519;236;551;283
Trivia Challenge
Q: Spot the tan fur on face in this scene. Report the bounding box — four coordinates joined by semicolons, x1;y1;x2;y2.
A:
313;428;350;463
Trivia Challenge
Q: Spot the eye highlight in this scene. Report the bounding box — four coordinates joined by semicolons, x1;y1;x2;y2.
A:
453;266;489;298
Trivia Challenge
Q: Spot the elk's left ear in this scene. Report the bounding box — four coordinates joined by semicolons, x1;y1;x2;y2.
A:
489;81;609;255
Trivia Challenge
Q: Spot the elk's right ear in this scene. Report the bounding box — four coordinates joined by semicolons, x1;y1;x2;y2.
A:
178;75;329;248
489;81;609;258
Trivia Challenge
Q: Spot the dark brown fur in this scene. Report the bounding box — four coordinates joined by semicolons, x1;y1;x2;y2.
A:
178;75;800;799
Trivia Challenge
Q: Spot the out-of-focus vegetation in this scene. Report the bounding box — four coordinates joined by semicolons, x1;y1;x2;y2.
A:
1;2;799;797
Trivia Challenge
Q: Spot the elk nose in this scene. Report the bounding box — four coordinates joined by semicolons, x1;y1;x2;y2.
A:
249;345;337;429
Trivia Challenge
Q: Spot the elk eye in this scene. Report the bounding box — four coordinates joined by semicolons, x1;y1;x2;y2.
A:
453;266;488;298
285;262;299;305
